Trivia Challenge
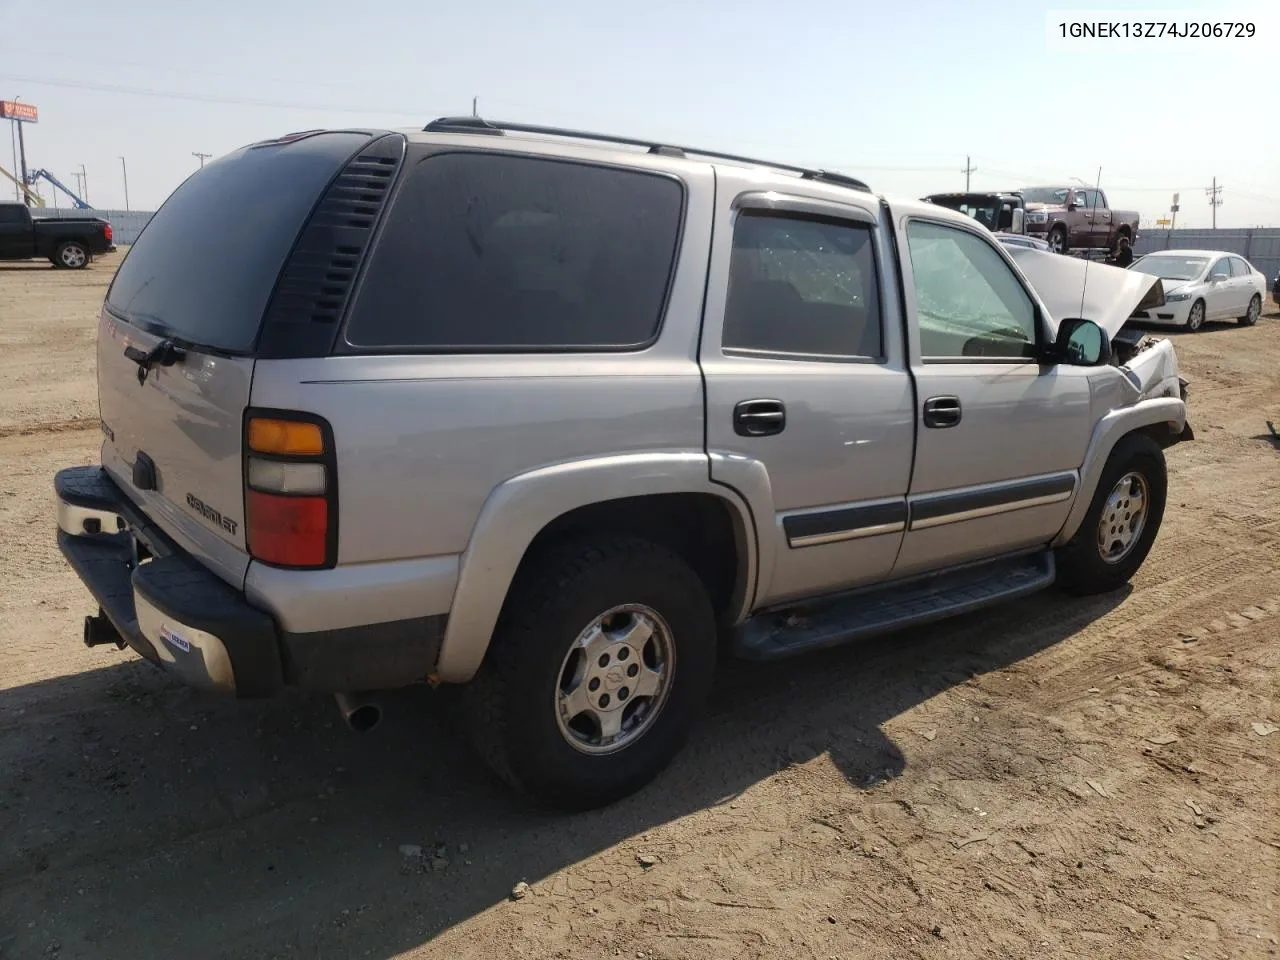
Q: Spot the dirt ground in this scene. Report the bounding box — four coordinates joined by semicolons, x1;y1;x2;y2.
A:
0;253;1277;960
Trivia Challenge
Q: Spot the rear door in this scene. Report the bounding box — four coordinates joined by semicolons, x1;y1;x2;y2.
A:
96;129;380;586
701;172;915;607
1229;256;1256;314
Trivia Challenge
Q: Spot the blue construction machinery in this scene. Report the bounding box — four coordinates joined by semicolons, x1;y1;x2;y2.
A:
24;168;91;209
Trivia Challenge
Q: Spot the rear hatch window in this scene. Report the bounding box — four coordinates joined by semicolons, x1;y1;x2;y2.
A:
106;130;374;354
97;131;377;585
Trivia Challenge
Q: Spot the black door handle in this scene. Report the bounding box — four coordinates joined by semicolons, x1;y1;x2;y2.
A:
922;395;961;428
734;399;786;437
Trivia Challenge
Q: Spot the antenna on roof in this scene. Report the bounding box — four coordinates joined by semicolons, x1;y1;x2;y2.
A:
1078;166;1102;320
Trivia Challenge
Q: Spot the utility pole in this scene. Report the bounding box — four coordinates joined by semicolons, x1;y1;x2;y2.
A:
472;96;478;118
962;155;976;191
118;156;129;211
16;115;29;203
192;151;211;169
79;164;88;206
1205;177;1222;229
8;95;19;202
72;170;85;201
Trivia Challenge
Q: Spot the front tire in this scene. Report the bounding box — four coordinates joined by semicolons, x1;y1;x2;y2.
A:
1239;294;1261;326
54;241;89;270
1186;299;1206;332
1048;225;1069;254
462;536;717;810
1055;433;1167;596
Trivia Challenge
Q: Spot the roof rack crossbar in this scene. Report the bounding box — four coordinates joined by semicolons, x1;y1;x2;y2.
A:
421;117;871;193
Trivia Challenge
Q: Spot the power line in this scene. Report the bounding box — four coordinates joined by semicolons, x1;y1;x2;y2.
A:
0;72;435;117
0;48;367;94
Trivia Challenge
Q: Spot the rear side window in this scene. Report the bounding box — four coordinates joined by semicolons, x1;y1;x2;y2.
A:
722;209;883;359
343;153;683;351
105;131;371;354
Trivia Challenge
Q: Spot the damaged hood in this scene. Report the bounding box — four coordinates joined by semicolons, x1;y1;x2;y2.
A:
1004;247;1164;337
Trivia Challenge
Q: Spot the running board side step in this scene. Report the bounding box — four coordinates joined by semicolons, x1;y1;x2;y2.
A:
731;550;1056;660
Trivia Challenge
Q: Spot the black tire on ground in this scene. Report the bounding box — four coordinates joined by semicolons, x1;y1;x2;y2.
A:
1112;234;1133;266
1055;432;1167;596
461;535;718;811
53;241;89;269
1239;294;1261;326
1048;225;1069;254
1186;298;1206;332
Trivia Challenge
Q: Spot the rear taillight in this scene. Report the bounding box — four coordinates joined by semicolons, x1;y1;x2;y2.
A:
244;412;336;569
104;223;113;242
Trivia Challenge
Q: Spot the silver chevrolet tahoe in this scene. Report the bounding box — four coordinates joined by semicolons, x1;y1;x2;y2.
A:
54;118;1191;809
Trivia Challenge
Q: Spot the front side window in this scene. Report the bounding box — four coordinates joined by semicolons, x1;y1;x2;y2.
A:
344;152;684;351
722;209;883;359
905;219;1039;360
1209;258;1231;280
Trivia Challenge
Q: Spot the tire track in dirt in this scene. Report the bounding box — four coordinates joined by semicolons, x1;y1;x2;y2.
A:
0;417;100;440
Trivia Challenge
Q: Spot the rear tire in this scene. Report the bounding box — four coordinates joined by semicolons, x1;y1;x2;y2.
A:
54;241;89;270
461;535;717;810
1239;294;1261;326
1055;433;1167;596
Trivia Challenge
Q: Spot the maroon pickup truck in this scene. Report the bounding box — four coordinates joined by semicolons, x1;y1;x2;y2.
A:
1020;186;1140;261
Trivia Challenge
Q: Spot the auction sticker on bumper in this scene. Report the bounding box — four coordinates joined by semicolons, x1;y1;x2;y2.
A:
159;624;191;654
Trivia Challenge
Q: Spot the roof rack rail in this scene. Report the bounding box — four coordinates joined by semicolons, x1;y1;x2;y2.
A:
420;117;871;193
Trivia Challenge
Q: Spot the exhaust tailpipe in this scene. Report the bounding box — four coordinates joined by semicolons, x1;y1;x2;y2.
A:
334;692;382;733
84;611;124;649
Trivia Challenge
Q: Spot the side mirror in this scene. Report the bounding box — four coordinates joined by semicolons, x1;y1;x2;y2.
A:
1011;208;1025;233
1053;318;1111;366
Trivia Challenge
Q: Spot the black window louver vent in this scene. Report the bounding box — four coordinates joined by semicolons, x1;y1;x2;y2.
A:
257;132;407;358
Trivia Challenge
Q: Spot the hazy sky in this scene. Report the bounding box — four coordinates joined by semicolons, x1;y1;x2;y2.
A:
2;0;1275;228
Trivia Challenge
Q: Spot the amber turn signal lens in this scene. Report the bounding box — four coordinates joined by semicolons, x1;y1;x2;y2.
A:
247;418;325;456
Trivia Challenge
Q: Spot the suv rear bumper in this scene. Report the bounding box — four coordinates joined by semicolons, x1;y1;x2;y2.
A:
55;466;443;697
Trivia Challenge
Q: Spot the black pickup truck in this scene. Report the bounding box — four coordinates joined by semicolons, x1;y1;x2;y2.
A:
0;202;114;269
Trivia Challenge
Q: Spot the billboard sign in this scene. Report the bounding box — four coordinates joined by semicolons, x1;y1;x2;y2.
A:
0;101;38;123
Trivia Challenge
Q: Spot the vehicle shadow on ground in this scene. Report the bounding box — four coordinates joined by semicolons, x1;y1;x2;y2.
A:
0;585;1128;959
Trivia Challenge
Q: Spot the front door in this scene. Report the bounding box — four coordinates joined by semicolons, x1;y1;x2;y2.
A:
701;171;915;608
1205;256;1234;319
0;204;30;258
889;212;1095;577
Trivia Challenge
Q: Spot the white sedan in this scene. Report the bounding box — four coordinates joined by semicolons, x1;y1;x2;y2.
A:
1127;249;1267;331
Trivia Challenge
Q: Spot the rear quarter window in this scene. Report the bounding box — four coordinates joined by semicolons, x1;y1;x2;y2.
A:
105;131;372;354
342;152;684;352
